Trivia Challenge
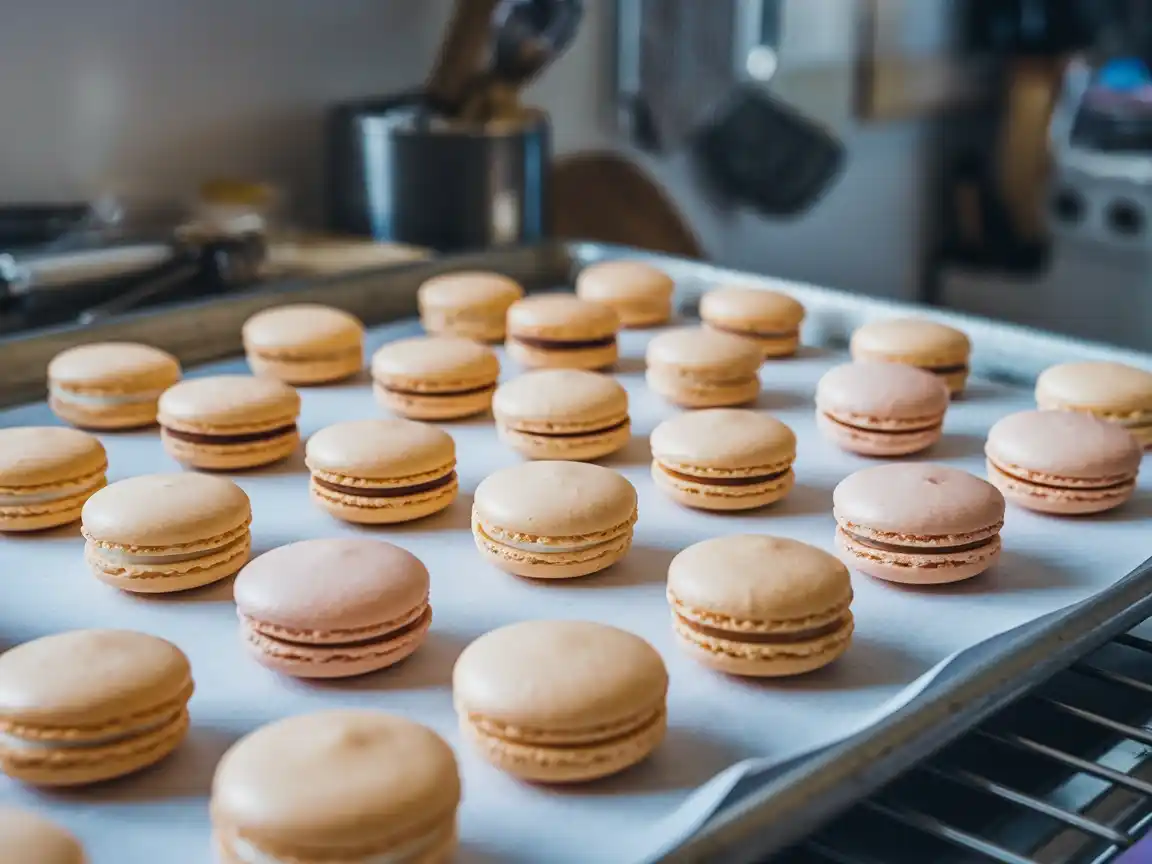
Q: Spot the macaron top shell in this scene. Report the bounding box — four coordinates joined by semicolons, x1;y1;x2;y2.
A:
242;304;364;352
48;342;181;391
1036;361;1152;413
668;535;851;625
851;319;971;364
0;427;106;487
834;463;1005;538
453;620;667;729
506;295;620;340
158;375;300;431
646;327;762;373
474;461;637;537
700;286;805;332
816;362;950;419
0;629;192;726
370;336;499;386
650;409;795;470
235;539;429;633
305;419;455;481
493;369;628;426
418;271;523;308
575;261;674;302
212;711;459;851
82;473;251;547
986;410;1141;480
0;808;86;864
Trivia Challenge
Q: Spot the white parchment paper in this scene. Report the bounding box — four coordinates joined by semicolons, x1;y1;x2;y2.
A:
1;316;1149;863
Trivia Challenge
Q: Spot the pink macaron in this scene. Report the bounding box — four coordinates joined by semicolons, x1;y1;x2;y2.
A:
985;410;1141;515
833;463;1005;585
816;361;950;457
234;538;431;678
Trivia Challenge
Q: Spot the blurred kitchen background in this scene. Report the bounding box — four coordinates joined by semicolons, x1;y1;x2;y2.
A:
2;0;1150;349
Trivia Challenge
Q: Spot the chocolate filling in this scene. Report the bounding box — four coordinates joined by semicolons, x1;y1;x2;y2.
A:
510;335;617;351
925;363;968;376
162;424;297;445
380;382;496;398
519;418;630;439
822;412;942;435
659;465;791;486
679;615;849;644
843;529;996;555
709;323;798;340
263;606;431;648
990;460;1135;492
313;471;457;498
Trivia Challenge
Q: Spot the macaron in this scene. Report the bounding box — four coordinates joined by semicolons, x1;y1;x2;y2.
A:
667;535;854;677
212;711;460;864
234;539;432;678
0;808;86;863
493;368;630;461
0;427;107;532
699;286;806;358
158;374;300;470
453;620;668;783
472;460;637;579
649;409;796;510
418;270;524;342
985;410;1141;515
505;294;620;370
82;473;252;593
574;260;674;327
242;303;364;385
370;335;500;420
815;361;950;457
645;327;762;408
850;318;972;395
1035;361;1152;447
305;419;458;524
0;629;193;786
833;463;1005;585
47;341;181;429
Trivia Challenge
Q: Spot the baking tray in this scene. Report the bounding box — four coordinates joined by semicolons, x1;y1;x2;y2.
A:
1;242;1151;863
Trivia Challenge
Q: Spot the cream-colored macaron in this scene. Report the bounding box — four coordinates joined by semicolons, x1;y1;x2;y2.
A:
0;427;107;532
700;286;805;358
575;260;674;328
48;342;181;429
0;808;86;863
242;303;364;385
493;369;631;461
418;271;524;342
505;295;620;370
850;318;972;396
646;327;762;408
371;336;500;420
1035;361;1152;448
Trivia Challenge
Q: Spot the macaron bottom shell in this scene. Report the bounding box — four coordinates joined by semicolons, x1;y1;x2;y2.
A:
645;368;761;409
161;427;300;471
246;350;362;386
49;395;161;430
506;339;618;372
472;517;634;580
650;462;794;511
309;475;458;525
498;420;632;462
373;382;494;421
835;527;1001;584
985;458;1136;516
816;412;942;457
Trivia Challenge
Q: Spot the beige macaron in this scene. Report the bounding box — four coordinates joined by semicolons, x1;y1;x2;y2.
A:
850;318;972;395
48;342;181;430
650;409;796;510
493;369;631;461
505;295;621;370
212;711;461;864
242;303;364;385
575;260;675;327
0;629;193;786
700;286;805;358
473;461;638;579
158;375;301;470
646;327;763;408
453;620;668;782
306;419;458;524
668;535;854;677
0;427;107;532
0;808;86;863
418;270;524;342
1036;361;1152;447
371;336;500;420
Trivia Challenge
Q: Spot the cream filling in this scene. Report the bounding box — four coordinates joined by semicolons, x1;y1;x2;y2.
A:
0;715;173;751
50;385;165;407
0;479;100;507
497;534;619;554
95;534;246;566
230;828;443;864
